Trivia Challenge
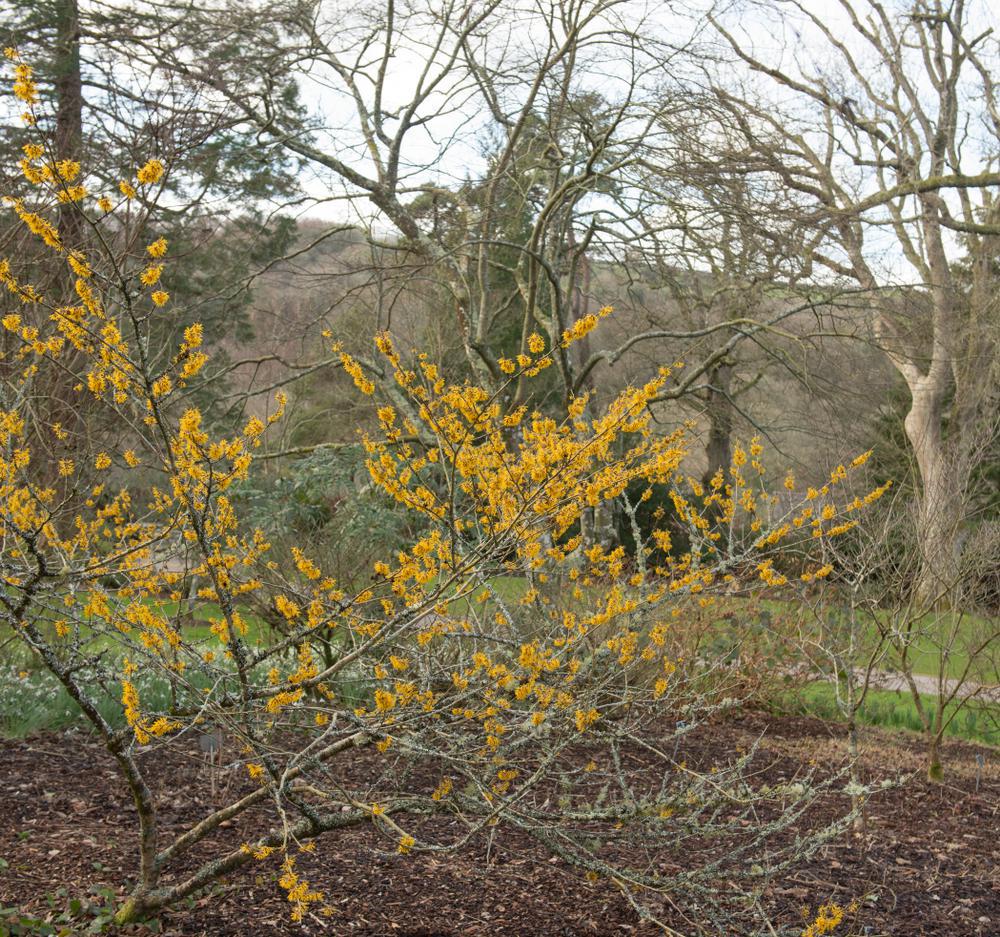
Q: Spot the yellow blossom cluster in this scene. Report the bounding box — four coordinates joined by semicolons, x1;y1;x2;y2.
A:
121;677;179;744
278;857;324;922
801;903;845;937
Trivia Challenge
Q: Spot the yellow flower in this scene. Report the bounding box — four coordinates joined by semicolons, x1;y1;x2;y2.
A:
240;842;275;861
56;184;87;203
266;688;305;713
140;264;163;286
397;834;415;855
151;290;169;307
278;856;323;922
68;253;92;278
146;237;168;258
119;180;137;199
180;352;207;379
152;374;172;398
527;332;546;353
58;459;74;476
97;195;114;213
94;452;111;470
13;62;39;104
574;708;599;732
801;903;844;937
243;416;265;438
137;158;164;184
292;547;321;580
339;351;374;394
562;313;598;344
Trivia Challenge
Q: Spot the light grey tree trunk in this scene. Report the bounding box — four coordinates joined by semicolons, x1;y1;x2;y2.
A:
904;379;962;609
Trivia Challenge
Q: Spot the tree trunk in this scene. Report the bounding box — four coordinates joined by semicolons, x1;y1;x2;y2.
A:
904;380;961;609
54;0;84;247
926;733;944;782
847;720;863;833
701;360;733;488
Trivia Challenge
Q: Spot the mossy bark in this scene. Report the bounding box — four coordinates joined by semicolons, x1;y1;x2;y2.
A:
927;736;945;782
114;893;158;926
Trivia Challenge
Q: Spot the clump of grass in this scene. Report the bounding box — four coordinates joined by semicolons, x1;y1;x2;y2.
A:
0;664;175;737
0;651;380;738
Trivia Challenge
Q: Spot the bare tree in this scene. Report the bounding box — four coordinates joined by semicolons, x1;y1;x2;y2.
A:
701;0;1000;606
110;1;839;415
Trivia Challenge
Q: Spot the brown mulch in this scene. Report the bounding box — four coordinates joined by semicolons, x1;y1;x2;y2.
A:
0;713;997;936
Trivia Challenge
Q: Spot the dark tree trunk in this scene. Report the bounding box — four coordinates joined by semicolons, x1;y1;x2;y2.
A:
701;360;734;488
54;0;84;246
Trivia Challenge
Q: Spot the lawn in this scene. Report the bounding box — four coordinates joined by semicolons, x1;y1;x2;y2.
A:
710;595;996;682
780;679;1000;747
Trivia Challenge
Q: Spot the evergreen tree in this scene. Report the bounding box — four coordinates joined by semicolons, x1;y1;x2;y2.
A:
1;0;304;431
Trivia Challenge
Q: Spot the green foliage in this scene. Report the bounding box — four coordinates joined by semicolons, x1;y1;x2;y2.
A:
233;446;424;591
0;885;136;935
2;0;304;437
0;663;170;737
2;0;304;203
615;477;691;564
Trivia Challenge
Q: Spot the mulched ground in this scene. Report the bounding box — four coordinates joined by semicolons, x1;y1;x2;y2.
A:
0;713;997;936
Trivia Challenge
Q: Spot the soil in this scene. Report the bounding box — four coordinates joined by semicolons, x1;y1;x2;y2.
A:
0;713;997;937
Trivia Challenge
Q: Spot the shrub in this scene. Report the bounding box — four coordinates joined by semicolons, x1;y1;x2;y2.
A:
0;51;887;927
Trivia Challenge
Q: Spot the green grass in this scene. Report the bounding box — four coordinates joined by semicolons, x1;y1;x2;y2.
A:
0;597;281;738
0;578;530;738
10;573;991;680
0;666;180;737
868;609;995;681
3;572;994;744
704;595;996;681
780;680;999;747
0;596;272;662
3;575;529;662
